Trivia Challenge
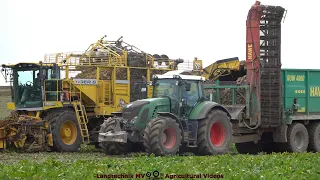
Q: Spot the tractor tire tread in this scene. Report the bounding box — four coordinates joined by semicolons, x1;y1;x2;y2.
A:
143;117;182;156
99;118;127;155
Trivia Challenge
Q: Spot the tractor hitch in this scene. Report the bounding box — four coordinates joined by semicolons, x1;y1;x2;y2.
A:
98;117;128;143
98;131;128;143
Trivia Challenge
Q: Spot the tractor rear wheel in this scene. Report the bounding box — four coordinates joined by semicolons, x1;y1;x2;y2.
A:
197;109;232;155
48;109;82;152
99;117;129;155
143;116;182;156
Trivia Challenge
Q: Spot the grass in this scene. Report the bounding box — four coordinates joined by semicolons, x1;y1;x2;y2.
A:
0;150;320;180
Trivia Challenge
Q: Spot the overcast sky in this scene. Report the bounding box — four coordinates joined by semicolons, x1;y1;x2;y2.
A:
0;0;317;85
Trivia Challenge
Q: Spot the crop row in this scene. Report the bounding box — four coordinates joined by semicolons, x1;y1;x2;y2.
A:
0;151;320;179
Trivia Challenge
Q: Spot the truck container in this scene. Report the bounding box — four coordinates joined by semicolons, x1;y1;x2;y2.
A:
282;68;320;123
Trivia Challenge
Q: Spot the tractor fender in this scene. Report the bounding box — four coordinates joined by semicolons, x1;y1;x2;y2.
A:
156;112;185;140
189;101;231;120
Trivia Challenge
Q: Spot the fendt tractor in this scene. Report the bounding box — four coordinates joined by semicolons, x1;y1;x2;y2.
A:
98;70;234;155
0;36;185;152
98;1;320;156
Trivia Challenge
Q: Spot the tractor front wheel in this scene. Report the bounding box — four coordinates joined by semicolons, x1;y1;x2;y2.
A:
49;109;82;152
197;109;232;155
143;117;182;156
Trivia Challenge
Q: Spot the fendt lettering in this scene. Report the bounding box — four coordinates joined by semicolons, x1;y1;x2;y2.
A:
247;44;253;60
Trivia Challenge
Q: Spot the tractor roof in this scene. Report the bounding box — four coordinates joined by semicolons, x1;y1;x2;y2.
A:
154;70;205;81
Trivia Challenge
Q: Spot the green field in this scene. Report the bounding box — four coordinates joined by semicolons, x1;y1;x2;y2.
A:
0;150;320;179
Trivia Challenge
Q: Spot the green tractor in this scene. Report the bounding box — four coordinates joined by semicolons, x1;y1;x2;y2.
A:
98;70;233;156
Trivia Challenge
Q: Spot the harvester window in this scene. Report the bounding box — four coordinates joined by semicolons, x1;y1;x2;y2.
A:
15;69;42;107
18;70;36;85
47;69;52;80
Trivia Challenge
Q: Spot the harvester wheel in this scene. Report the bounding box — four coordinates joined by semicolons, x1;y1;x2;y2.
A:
197;109;232;155
284;123;309;152
307;122;320;152
49;109;82;152
99;118;128;155
143;116;182;156
235;141;263;154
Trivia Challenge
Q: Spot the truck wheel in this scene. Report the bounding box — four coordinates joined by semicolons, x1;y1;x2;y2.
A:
307;122;320;152
197;109;232;155
143;117;182;156
284;123;309;152
235;142;263;154
49;109;82;152
99;118;128;155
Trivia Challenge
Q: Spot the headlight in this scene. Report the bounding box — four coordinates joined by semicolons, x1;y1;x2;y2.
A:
131;116;138;123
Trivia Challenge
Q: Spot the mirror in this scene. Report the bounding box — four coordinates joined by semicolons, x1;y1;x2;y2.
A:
186;83;191;91
147;81;153;86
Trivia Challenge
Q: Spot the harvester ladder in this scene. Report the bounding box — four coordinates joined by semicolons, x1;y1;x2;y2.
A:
73;102;90;143
104;82;111;105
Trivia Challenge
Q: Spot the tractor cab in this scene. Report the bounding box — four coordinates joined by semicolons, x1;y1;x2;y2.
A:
151;70;206;117
1;62;60;109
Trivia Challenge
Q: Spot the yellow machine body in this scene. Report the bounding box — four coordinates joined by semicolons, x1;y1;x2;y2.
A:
0;36;183;152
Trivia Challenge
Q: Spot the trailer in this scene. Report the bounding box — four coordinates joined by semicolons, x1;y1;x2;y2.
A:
203;68;320;153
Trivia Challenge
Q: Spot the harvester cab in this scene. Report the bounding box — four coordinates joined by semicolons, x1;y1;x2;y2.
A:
1;62;60;110
98;70;233;156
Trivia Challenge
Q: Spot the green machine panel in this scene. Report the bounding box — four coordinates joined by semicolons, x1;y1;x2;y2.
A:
282;69;320;116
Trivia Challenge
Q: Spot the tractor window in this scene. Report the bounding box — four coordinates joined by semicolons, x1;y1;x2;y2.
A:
153;79;179;98
183;81;200;107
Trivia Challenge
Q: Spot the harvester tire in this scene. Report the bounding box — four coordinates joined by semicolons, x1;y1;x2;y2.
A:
196;109;232;155
284;123;309;152
49;109;82;152
143;116;182;156
99;118;128;155
307;122;320;152
235;142;263;154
